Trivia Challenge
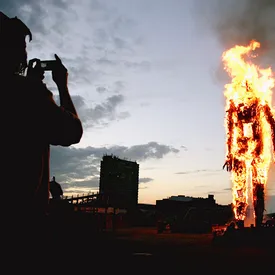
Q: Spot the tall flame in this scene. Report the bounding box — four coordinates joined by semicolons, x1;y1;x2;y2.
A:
222;40;275;226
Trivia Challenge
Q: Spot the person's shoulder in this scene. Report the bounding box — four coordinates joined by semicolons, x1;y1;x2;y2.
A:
17;75;53;96
13;74;40;87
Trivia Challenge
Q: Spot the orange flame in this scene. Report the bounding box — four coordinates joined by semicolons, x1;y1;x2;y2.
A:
223;40;275;226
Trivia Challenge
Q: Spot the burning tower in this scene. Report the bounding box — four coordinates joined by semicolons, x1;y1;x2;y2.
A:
222;40;275;227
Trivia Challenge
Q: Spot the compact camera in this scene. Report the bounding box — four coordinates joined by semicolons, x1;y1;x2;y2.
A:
40;60;57;71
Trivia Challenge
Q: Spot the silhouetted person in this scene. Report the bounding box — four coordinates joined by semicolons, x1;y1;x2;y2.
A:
0;11;83;261
50;176;63;200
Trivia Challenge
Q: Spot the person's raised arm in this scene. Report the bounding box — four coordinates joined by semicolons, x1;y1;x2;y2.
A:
52;54;78;116
26;54;83;146
47;54;83;146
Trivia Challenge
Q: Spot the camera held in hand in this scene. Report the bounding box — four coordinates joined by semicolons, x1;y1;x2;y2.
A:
40;60;57;71
27;55;66;83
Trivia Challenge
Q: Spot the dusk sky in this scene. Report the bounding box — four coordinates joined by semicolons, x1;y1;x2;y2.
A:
1;0;275;212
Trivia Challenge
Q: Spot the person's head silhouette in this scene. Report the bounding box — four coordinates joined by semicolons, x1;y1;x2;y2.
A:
0;11;32;75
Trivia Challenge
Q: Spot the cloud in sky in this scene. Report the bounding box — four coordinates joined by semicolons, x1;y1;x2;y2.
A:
1;0;150;90
54;94;130;129
4;0;265;208
139;177;154;184
50;142;179;193
0;0;172;195
175;169;222;175
180;145;188;151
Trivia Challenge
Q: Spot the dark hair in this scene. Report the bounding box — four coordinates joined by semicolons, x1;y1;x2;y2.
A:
0;11;32;74
0;11;32;41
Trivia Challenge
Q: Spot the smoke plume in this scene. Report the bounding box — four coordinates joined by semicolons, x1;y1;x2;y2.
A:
195;0;275;67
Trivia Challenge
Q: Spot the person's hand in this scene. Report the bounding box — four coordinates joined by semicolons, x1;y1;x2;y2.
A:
26;58;45;81
52;54;68;87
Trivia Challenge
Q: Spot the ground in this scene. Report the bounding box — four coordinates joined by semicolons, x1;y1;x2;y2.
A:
59;227;274;273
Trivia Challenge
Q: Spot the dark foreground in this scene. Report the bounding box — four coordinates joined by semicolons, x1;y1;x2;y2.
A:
58;226;274;273
5;224;274;273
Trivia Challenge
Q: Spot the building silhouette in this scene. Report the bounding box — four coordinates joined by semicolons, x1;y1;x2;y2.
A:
156;194;234;233
99;154;139;210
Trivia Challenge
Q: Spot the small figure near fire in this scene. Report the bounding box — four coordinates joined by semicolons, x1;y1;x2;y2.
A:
222;40;275;228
